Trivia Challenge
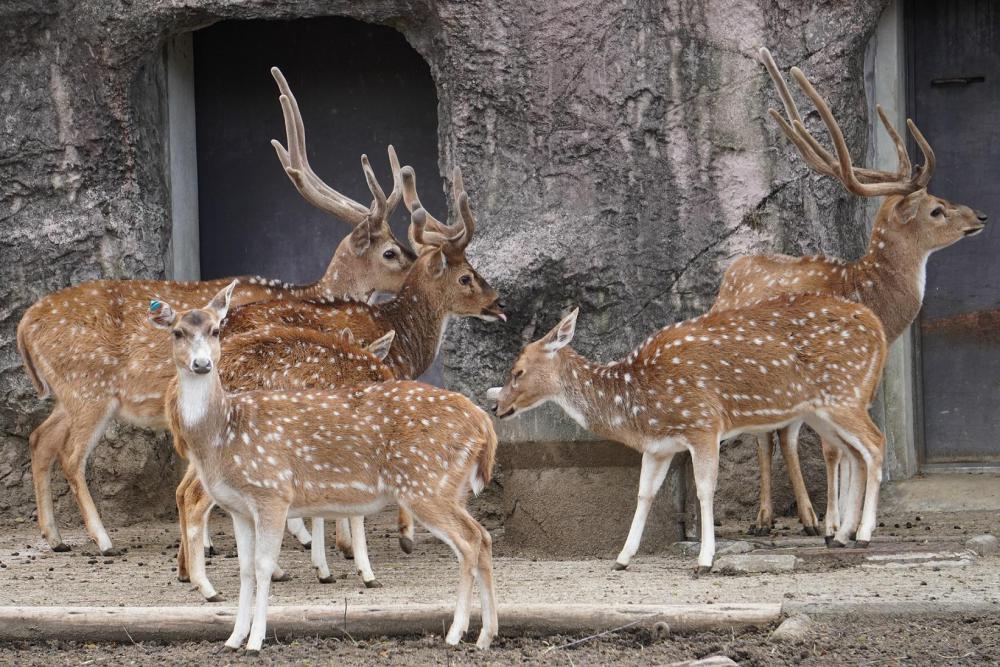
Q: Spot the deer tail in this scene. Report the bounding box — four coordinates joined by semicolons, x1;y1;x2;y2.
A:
17;315;49;399
471;418;498;495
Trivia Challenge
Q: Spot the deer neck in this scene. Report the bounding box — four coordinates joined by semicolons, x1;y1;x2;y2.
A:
373;277;449;380
171;369;230;464
851;215;928;343
554;350;646;448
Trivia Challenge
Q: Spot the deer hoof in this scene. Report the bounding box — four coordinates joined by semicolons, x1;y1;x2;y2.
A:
101;547;123;557
854;540;870;549
317;575;336;584
804;526;821;537
244;649;259;657
52;543;71;553
612;562;628;571
205;545;219;557
824;535;834;547
271;571;292;582
206;593;226;603
363;579;383;589
399;537;415;554
829;539;847;549
300;541;311;550
178;574;190;583
693;565;712;578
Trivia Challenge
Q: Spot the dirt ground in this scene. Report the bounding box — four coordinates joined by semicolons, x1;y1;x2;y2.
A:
0;506;997;664
0;615;998;665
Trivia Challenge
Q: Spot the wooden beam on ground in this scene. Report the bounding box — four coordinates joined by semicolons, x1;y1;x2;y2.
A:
0;603;781;643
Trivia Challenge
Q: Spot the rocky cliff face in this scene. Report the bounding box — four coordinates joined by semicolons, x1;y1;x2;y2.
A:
0;0;886;527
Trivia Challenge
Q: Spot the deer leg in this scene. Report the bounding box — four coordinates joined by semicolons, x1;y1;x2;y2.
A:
778;422;820;536
224;512;256;651
204;521;216;557
311;517;336;583
285;517;312;548
184;477;223;602
29;407;70;552
334;517;354;559
829;411;885;546
614;452;673;570
472;519;498;649
834;449;864;546
398;506;416;554
175;467;195;583
349;516;380;588
59;403;117;555
821;439;842;545
752;433;775;536
689;437;720;572
245;508;287;654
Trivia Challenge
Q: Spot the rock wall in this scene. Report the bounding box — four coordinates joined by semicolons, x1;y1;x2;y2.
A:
0;0;887;536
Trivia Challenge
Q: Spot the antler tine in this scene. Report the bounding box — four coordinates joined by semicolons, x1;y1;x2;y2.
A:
790;67;920;197
400;166;449;231
907;118;936;187
385;145;403;213
360;154;387;222
452;167;475;250
410;207;465;249
270;67;369;225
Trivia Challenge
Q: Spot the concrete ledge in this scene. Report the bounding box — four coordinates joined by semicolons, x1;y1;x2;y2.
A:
0;603;781;643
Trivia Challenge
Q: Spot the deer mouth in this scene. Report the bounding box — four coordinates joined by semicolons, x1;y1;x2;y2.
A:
493;404;516;419
964;224;985;236
479;301;507;322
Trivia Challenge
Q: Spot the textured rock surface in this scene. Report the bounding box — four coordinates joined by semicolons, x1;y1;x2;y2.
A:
1;0;886;529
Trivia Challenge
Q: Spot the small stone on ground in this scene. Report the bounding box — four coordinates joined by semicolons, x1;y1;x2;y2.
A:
668;657;739;667
965;534;998;557
771;613;812;642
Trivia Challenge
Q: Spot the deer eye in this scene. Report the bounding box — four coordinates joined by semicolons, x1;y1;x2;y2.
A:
459;274;473;286
172;329;183;339
211;328;220;338
931;206;944;218
383;249;397;260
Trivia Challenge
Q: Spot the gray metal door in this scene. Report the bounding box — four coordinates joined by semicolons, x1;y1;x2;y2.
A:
909;0;1000;463
193;17;443;284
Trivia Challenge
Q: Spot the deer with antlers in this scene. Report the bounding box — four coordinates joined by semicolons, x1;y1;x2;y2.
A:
15;67;414;556
155;283;498;653
175;325;396;601
489;295;888;571
714;49;987;540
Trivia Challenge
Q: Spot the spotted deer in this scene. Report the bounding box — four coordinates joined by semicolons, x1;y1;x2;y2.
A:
155;284;499;653
15;67;414;556
489;295;888;571
714;48;988;539
176;325;396;601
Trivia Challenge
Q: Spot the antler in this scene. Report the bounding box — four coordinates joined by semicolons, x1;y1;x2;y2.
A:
758;48;935;196
399;164;476;253
269;67;401;226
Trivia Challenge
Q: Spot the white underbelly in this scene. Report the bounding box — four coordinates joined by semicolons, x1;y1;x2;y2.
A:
288;497;392;519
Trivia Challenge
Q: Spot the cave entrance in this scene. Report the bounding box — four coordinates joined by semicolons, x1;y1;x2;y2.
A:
173;16;442;286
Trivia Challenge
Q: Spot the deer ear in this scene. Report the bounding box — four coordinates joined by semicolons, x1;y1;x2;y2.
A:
894;189;926;225
424;247;447;278
365;330;395;361
542;307;579;352
349;218;374;255
148;300;177;329
206;279;238;320
340;328;355;346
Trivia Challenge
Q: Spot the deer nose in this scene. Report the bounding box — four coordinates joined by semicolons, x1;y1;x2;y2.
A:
490;403;498;414
975;210;988;222
191;358;213;374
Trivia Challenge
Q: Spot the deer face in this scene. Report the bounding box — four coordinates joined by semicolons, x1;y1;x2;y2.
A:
149;281;236;376
891;190;987;252
336;218;417;297
491;309;577;418
422;246;505;322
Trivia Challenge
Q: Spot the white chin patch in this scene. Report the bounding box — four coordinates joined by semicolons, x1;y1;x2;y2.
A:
476;314;499;322
485;387;502;401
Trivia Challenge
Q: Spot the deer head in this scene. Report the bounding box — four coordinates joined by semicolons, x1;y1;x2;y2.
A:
759;48;987;256
270;68;416;298
489;308;578;418
149;280;237;375
401;164;506;322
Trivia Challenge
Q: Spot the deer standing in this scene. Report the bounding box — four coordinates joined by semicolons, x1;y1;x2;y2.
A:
16;67;414;555
155;283;498;653
714;49;987;539
489;295;888;571
176;325;396;601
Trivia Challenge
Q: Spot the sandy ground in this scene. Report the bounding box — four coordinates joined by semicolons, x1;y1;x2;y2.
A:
0;615;998;665
1;505;997;611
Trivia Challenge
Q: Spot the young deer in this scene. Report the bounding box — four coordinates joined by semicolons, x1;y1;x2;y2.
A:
16;67;414;556
489;295;888;571
176;325;396;601
155;284;498;653
716;49;988;538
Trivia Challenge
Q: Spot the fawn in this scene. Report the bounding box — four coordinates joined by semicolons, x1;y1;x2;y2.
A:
156;282;498;653
175;325;396;601
489;295;887;570
715;49;987;538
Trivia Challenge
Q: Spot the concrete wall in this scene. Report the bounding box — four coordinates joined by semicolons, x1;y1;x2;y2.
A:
0;1;888;549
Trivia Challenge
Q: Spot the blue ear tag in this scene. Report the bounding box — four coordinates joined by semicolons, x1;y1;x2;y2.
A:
150;300;162;312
